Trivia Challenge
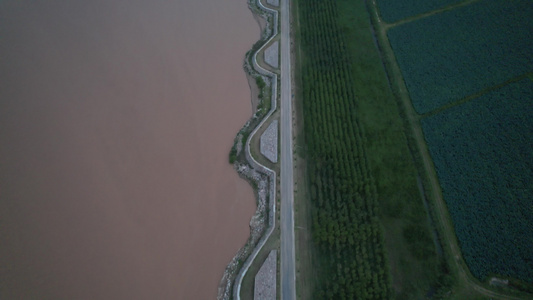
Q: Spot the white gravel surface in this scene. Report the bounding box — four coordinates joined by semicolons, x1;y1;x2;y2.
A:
254;250;277;300
264;41;279;69
266;0;279;7
260;120;278;163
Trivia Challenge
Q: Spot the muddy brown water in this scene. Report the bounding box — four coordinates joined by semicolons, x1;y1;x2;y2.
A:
0;0;258;299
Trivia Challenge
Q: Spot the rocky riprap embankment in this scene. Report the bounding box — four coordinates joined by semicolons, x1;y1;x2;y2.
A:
217;162;270;300
217;0;279;299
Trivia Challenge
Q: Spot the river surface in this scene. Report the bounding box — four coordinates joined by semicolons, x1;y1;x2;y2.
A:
0;0;257;299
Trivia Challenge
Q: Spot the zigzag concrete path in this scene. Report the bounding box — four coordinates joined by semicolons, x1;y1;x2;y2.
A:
232;0;279;299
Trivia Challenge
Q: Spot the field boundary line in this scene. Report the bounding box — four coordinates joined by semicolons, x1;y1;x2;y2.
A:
384;0;481;30
233;0;280;299
420;72;533;119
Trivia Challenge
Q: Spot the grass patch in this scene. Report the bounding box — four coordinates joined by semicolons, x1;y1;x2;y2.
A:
291;2;318;298
291;0;450;297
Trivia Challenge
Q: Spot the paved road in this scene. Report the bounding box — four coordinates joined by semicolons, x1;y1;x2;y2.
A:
279;0;296;299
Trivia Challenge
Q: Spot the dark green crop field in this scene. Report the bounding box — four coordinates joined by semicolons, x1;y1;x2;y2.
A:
387;0;533;114
421;78;533;283
376;0;462;23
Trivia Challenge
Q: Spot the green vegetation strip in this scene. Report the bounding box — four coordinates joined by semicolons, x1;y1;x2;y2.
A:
299;1;391;298
296;0;449;298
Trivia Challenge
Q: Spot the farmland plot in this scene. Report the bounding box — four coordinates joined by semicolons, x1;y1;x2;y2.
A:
387;0;533;114
421;79;533;282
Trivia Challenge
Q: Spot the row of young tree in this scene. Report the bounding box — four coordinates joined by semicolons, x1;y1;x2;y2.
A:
298;0;392;298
